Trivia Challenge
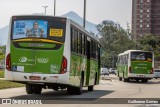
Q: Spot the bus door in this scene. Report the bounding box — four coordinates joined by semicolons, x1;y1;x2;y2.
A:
86;37;91;85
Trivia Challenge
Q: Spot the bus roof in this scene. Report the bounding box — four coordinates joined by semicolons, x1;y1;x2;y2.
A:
118;50;153;56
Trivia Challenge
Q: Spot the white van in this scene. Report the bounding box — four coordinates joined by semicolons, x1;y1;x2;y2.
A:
101;68;109;75
154;69;160;79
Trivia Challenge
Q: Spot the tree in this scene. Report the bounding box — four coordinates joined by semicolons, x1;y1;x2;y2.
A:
0;46;5;62
137;34;160;59
97;20;135;68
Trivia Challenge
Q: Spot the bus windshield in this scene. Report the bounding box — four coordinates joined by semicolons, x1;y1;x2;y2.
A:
11;16;66;43
131;52;152;62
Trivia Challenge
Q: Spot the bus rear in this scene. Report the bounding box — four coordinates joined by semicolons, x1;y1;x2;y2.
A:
5;16;70;86
129;51;154;81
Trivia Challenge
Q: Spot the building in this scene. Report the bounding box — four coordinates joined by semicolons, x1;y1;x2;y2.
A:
132;0;160;41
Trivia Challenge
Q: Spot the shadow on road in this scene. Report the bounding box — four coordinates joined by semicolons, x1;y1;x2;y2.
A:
9;89;114;100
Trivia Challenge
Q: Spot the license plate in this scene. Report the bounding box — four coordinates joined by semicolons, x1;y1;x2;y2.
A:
29;76;41;80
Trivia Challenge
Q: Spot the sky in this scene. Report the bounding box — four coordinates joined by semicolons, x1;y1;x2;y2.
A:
0;0;132;29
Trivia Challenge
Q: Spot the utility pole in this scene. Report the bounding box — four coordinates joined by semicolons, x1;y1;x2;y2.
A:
42;6;48;15
83;0;86;28
54;0;56;16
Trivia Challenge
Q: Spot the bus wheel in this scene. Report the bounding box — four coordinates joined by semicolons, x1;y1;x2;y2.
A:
123;78;128;82
88;86;93;91
94;73;97;85
119;77;122;81
67;86;75;95
142;79;148;83
136;79;139;82
26;84;33;94
75;76;83;95
32;85;42;94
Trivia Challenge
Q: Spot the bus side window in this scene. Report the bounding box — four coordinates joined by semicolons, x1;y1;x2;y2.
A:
90;40;93;58
82;34;85;55
74;29;78;53
96;43;98;60
84;35;87;56
93;41;96;59
71;27;74;52
78;32;82;54
126;54;128;64
98;46;101;69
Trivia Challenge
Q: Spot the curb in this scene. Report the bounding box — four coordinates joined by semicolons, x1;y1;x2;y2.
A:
0;78;4;80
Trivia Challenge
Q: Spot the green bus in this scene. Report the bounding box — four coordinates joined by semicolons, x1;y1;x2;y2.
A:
117;50;154;82
5;15;101;95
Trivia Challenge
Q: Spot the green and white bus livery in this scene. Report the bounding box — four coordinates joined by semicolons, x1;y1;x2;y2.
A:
5;15;101;95
117;50;154;82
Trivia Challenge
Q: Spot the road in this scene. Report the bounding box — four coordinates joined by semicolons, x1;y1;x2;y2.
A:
0;75;160;107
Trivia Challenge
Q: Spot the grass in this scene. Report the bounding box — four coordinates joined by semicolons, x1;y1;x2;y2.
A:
0;69;4;78
0;80;25;89
0;69;24;89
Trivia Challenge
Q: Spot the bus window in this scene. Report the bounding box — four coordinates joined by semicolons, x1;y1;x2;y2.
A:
71;27;74;52
74;29;78;53
131;52;152;62
84;35;87;56
78;32;82;54
82;34;84;55
12;19;66;43
12;20;48;39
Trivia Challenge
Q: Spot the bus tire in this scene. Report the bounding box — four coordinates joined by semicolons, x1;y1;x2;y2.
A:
32;85;42;94
26;84;33;94
75;75;83;95
123;78;129;82
88;86;93;91
142;79;148;83
94;73;97;85
119;77;122;81
67;86;75;95
123;72;126;82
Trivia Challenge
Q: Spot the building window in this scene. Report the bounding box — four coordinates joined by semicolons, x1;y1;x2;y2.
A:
140;15;143;18
147;24;149;27
140;10;143;13
147;0;150;2
140;20;143;23
140;0;143;3
147;15;149;18
147;9;150;12
140;25;143;28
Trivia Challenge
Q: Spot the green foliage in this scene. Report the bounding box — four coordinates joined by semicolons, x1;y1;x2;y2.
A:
97;20;135;68
137;34;160;60
0;70;4;78
0;46;5;60
0;80;24;89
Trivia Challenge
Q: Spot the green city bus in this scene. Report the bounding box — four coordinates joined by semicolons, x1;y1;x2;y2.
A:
5;15;101;95
117;50;154;82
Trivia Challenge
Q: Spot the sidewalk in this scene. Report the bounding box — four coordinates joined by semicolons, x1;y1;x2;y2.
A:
0;78;4;80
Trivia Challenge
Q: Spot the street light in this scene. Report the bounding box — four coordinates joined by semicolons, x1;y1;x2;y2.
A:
83;0;86;28
42;6;48;15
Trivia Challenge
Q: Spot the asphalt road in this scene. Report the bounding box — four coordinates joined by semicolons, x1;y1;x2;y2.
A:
0;75;160;107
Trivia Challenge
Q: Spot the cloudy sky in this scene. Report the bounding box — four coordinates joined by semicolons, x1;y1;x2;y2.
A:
0;0;132;29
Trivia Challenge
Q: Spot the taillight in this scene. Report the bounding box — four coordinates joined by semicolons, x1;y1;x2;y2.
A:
129;66;132;73
6;53;11;71
150;67;154;74
60;56;67;74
